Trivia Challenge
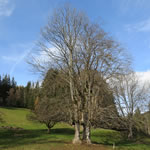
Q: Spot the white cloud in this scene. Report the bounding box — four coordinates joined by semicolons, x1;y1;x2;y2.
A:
0;0;15;17
2;55;18;62
136;70;150;84
126;18;150;32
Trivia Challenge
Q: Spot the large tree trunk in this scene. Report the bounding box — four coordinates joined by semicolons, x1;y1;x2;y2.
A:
85;123;91;144
47;123;51;134
82;125;91;144
82;123;91;144
47;127;50;134
72;122;81;144
82;124;86;141
72;105;81;144
69;44;81;144
82;113;91;144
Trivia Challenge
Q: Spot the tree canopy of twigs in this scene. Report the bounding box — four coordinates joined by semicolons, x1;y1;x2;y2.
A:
28;4;131;144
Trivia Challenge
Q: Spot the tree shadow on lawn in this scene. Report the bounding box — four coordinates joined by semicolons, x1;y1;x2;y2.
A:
51;128;74;135
1;127;149;149
91;130;150;147
0;107;21;110
115;133;150;147
91;130;122;146
0;128;74;149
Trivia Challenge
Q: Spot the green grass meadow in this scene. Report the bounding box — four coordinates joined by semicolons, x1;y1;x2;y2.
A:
0;107;150;150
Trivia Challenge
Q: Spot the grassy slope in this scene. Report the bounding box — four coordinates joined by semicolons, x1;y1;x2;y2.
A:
0;107;46;129
0;107;150;150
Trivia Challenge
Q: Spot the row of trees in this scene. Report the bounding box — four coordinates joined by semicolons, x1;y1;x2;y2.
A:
0;75;16;105
0;74;40;109
7;81;40;109
28;5;150;144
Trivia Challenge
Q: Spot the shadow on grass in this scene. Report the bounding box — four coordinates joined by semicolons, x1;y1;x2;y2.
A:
91;129;150;147
51;128;74;135
0;127;150;149
0;128;74;149
115;133;150;147
0;106;21;110
91;130;122;146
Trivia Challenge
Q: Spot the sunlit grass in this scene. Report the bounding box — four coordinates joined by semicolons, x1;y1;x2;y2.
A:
0;107;46;129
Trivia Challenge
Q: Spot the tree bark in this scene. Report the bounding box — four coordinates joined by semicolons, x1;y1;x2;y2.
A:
82;114;91;144
72;122;81;144
47;127;50;134
85;124;91;144
82;124;86;141
47;123;51;134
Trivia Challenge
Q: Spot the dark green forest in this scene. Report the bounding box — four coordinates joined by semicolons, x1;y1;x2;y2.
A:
0;74;39;109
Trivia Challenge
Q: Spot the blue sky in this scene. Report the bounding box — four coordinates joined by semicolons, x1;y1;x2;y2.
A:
0;0;150;85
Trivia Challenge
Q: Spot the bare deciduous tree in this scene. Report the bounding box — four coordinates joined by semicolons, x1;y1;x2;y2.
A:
33;97;68;133
28;5;131;144
113;72;150;138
